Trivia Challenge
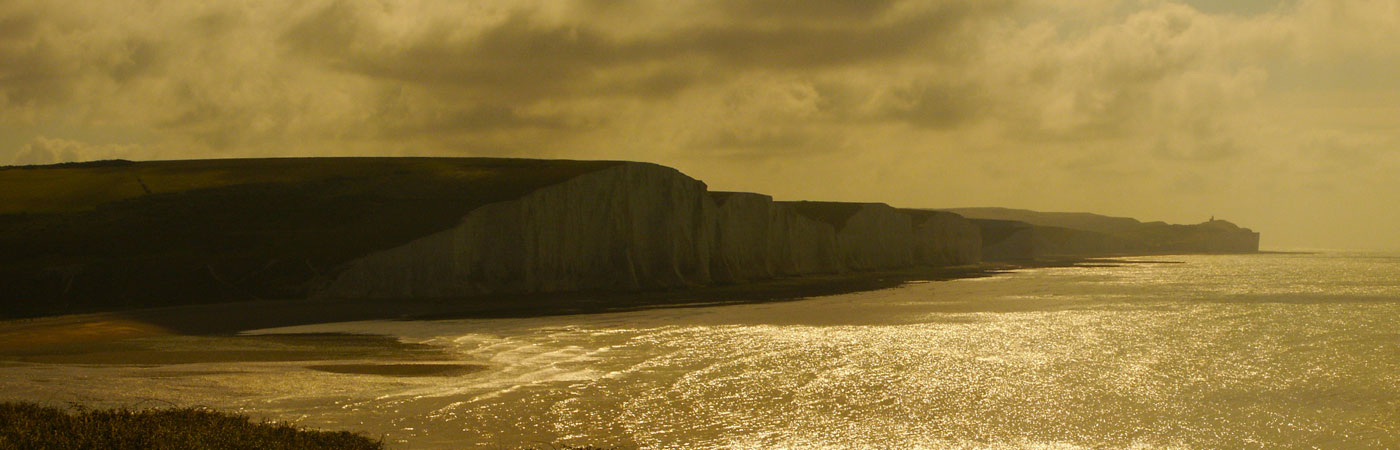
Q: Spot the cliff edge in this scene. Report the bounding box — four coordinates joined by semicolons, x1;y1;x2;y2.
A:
322;162;716;298
0;158;621;314
1;157;1253;317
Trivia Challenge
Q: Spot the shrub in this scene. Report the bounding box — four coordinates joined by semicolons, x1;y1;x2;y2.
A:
0;402;383;450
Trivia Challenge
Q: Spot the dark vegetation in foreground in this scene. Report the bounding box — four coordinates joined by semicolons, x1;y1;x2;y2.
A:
0;402;622;450
0;402;383;450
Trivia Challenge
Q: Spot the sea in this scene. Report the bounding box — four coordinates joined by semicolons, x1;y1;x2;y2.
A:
2;252;1397;449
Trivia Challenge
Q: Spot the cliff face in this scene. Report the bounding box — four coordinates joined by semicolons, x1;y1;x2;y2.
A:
1032;226;1133;256
0;157;624;316
2;156;1263;317
954;208;1261;256
324;182;878;297
1126;220;1261;254
904;210;982;266
709;192;776;283
837;204;915;270
708;192;850;280
322;163;715;298
1203;223;1261;253
765;203;843;276
972;219;1038;261
783;202;915;271
968;217;1261;260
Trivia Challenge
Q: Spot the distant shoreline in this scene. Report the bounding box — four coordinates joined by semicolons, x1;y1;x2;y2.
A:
3;157;1260;319
0;257;1136;353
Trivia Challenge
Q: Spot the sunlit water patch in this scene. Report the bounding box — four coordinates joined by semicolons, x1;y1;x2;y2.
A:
2;253;1397;448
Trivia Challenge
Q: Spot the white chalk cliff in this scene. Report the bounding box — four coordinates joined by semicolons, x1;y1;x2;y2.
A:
828;203;916;271
907;210;982;266
321;163;983;299
709;192;776;283
0;157;1260;312
765;203;844;276
322;163;714;298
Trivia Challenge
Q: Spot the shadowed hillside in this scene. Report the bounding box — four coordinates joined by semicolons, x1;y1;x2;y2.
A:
944;207;1146;234
3;158;994;319
948;208;1260;260
900;209;982;266
1;157;1255;319
0;158;619;317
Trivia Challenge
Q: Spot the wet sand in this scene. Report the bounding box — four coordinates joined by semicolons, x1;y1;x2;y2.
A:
0;333;451;365
306;363;487;377
0;315;173;353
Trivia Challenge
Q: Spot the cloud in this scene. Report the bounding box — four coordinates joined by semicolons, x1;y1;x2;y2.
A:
7;136;138;165
277;0;1012;97
2;0;1255;160
2;0;1400;248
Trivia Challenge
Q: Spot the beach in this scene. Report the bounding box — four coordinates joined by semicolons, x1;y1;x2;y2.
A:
0;260;1081;354
2;253;1395;448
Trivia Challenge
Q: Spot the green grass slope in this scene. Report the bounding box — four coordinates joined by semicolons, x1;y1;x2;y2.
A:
0;157;620;318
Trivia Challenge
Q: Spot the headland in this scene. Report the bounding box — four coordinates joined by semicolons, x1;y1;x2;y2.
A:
0;157;1259;342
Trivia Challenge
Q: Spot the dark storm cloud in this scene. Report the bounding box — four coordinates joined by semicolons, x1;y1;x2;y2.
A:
873;82;987;129
0;6;168;110
371;103;577;139
714;0;904;22
0;9;74;106
703;130;821;156
0;9;38;39
260;0;1019;155
279;0;1012;101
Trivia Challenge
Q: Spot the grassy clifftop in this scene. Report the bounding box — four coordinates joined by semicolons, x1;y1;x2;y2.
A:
0;157;619;317
0;158;619;214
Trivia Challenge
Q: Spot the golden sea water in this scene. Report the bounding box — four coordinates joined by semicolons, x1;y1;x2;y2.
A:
3;253;1398;448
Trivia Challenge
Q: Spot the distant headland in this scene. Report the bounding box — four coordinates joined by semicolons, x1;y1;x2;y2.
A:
0;158;1258;319
944;207;1260;260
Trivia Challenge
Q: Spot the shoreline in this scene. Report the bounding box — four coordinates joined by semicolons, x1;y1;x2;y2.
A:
0;256;1156;353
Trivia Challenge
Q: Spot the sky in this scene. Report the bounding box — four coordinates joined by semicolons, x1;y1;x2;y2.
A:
2;0;1397;251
